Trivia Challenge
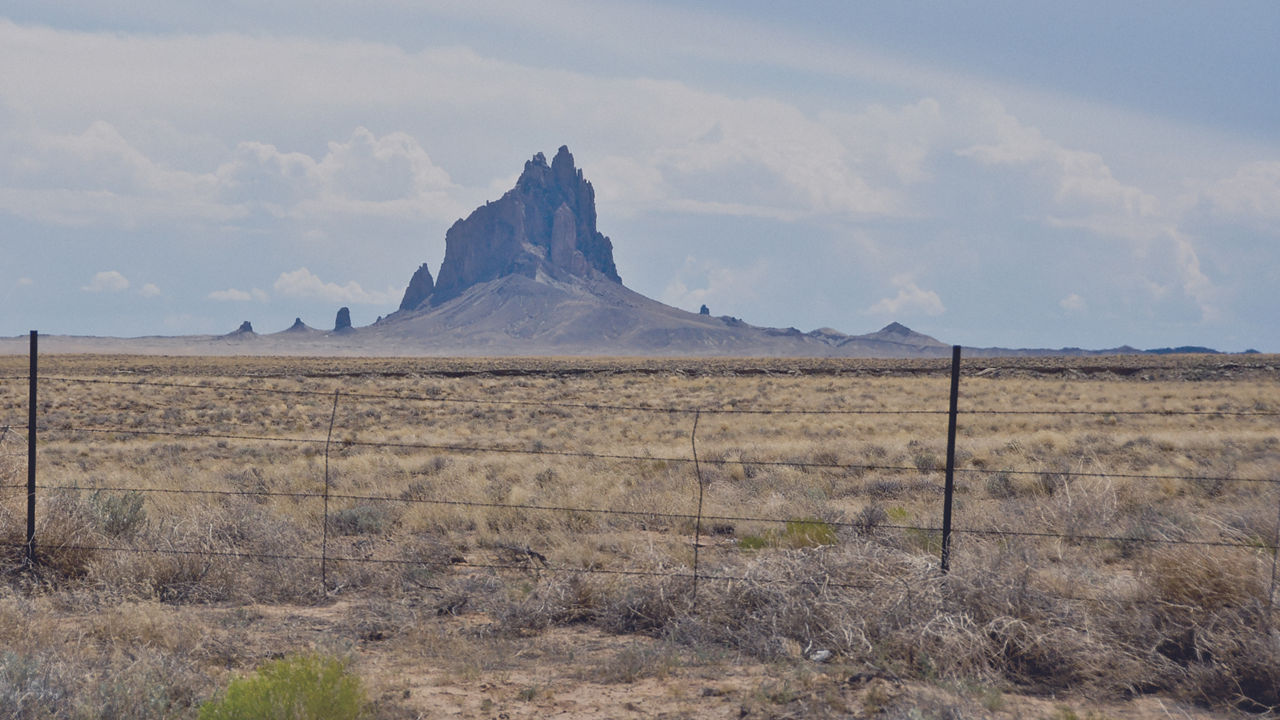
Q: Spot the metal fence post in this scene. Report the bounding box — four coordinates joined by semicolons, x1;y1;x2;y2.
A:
321;390;339;594
26;330;37;567
690;410;704;601
940;345;961;573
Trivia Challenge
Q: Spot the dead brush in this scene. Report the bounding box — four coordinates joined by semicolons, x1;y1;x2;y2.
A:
945;559;1141;693
0;644;210;720
25;491;100;580
0;593;212;720
476;536;1275;708
488;571;616;631
572;641;683;684
1137;545;1280;711
77;496;320;603
0;424;20;496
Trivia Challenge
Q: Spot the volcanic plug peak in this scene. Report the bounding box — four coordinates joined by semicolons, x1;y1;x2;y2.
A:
369;146;955;357
405;146;621;310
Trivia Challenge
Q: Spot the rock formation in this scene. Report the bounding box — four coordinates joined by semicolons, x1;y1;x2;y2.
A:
879;322;913;337
285;317;309;332
399;263;435;312
234;321;254;334
363;146;959;357
400;146;621;309
334;307;352;332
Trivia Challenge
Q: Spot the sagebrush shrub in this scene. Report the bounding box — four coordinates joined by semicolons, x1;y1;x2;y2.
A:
197;653;366;720
329;504;393;535
89;489;147;537
781;518;837;548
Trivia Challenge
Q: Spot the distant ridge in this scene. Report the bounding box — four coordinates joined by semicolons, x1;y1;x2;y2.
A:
1145;346;1221;355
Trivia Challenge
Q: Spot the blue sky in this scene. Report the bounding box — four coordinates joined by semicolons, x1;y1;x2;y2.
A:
2;1;1277;350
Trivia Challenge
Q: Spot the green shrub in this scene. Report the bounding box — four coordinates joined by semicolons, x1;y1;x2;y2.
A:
90;489;147;537
854;504;886;532
198;653;366;720
983;472;1016;499
912;452;939;474
737;518;837;551
329;504;393;535
782;518;837;548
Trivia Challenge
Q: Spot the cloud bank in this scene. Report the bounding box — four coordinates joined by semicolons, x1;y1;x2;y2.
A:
0;8;1276;349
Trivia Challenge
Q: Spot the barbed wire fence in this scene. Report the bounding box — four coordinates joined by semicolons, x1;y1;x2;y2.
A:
2;336;1279;613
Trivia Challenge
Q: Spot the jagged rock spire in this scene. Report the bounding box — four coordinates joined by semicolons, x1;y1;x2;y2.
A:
405;146;621;309
399;263;435;311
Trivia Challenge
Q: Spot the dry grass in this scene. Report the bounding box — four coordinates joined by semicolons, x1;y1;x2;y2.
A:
1;353;1278;717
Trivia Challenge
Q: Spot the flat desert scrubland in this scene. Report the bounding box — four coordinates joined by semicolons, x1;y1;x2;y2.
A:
1;353;1279;719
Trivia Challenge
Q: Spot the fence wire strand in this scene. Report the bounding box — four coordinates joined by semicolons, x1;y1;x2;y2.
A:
16;480;1278;554
23;374;1280;416
33;422;1280;486
4;362;1279;601
27;375;950;415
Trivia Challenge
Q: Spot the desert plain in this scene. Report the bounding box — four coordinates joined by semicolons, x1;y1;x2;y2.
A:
1;352;1279;719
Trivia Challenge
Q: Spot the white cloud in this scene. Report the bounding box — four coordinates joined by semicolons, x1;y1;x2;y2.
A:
1205;161;1280;222
0;21;909;226
213;127;463;222
648;95;902;218
659;257;770;313
81;270;130;293
215;141;319;210
0;120;235;228
9;17;1205;239
0;119;465;230
958;101;1160;231
589;155;665;205
319;127;453;202
272;267;399;305
1168;231;1219;322
866;274;945;317
138;283;161;298
952;100;1228;325
1059;293;1087;313
208;288;268;302
821;98;948;186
